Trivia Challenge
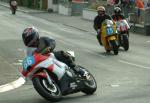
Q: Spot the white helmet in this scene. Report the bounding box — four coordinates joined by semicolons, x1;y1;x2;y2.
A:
97;6;106;12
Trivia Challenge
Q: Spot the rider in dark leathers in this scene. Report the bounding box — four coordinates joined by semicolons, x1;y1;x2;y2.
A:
111;7;130;35
93;6;112;45
111;7;125;21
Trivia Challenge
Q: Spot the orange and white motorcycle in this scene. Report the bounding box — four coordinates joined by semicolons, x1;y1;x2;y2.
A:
115;19;130;51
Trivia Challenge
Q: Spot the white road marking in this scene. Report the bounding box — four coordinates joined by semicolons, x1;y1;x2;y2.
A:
110;84;120;87
0;77;25;93
13;62;22;66
1;48;26;93
106;83;120;87
18;59;23;63
17;48;24;51
119;60;150;70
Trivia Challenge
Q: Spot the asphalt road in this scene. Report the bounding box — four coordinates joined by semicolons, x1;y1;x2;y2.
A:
0;6;150;103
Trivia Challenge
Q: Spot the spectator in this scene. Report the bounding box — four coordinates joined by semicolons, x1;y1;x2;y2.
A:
135;0;144;20
135;0;144;9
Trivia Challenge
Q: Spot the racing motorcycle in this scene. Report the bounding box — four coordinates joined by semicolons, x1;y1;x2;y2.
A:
21;51;97;102
100;19;119;55
10;0;17;14
115;19;130;51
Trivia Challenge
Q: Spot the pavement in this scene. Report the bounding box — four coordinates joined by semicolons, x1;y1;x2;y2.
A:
0;1;146;35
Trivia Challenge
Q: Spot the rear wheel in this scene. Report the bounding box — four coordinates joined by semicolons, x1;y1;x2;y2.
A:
32;77;62;102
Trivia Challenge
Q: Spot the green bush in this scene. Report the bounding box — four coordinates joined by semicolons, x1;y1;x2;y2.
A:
88;3;99;10
87;1;106;10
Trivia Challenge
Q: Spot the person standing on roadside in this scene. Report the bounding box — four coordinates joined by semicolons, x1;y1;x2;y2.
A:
9;0;17;14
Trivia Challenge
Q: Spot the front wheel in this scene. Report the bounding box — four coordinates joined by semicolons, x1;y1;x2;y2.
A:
106;49;111;53
110;40;119;55
122;35;129;51
32;77;62;102
78;66;97;95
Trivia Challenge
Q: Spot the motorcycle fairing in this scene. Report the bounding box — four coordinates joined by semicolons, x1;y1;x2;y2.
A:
106;27;114;36
116;20;130;32
101;20;117;37
22;53;66;80
59;73;85;95
22;55;35;72
107;35;117;41
22;53;49;77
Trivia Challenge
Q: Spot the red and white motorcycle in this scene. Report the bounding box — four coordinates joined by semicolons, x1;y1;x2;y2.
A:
10;0;17;14
21;51;97;102
116;19;130;51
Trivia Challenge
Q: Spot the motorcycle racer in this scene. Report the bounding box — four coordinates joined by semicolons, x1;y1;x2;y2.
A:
22;27;88;79
94;6;112;45
111;7;125;21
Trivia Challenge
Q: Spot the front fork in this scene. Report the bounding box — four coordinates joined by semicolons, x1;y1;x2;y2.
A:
43;70;53;85
32;69;53;85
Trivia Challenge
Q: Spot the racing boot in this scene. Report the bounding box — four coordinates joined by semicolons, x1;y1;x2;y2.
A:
73;65;90;80
97;35;102;45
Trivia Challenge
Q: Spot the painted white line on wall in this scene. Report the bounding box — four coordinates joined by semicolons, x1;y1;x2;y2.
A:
119;60;150;70
0;77;25;93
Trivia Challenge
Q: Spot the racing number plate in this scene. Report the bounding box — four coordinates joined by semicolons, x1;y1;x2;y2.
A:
106;27;114;36
22;56;35;71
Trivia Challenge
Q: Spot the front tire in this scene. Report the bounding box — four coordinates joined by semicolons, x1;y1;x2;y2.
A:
122;35;129;51
78;66;97;95
110;40;118;55
106;49;111;53
32;77;62;102
82;74;97;95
